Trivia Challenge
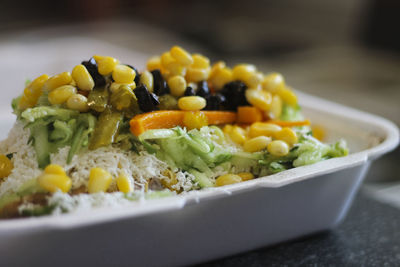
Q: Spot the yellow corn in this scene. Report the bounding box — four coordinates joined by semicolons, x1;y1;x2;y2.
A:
262;72;285;93
88;167;113;194
237;172;254;181
209;61;226;79
229;126;247;145
44;164;66;176
38;174;72;193
112;64;136;84
168;75;187;97
161;52;177;69
170;46;193;66
183;111;209;130
71;64;95;91
223;124;233;134
139;70;154;92
0;154;13;178
116;172;133;193
267;140;289;156
191;54;210;69
215;174;242;187
275;127;298;146
44;72;72;91
110;82;136;93
97;56;119;75
312;125;325;141
268;94;283;119
243;136;271;152
178;96;206;111
146;56;162;71
39;165;71;193
249;122;282;138
209;67;233;90
66;94;89;112
185;67;210;83
245;89;272;111
244;72;263;88
93;55;103;62
18;74;50;109
232;64;256;82
48;85;77;105
278;87;297;107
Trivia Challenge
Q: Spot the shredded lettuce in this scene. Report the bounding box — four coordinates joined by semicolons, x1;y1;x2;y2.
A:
280;104;303;121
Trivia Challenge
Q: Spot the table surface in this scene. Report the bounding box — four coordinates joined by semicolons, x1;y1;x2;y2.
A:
199;189;400;267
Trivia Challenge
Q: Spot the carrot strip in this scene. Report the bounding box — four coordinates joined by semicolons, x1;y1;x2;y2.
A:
130;110;237;136
237;106;263;124
266;119;311;127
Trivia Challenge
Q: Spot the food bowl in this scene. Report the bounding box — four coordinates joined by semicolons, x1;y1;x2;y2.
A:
0;91;398;267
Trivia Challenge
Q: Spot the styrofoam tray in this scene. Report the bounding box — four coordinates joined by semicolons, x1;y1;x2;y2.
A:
0;91;398;267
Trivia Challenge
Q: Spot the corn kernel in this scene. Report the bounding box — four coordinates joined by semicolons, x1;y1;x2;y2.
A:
98;56;119;75
276;127;298;146
191;54;210;69
249;122;282;138
185;67;210;83
245;72;263;88
44;72;72;91
44;164;66;176
229;126;247;145
147;56;162;71
232;64;256;82
243;136;271;152
223;124;233;134
262;72;285;93
183;111;209;130
93;55;103;62
48;85;77;105
237;172;254;181
66;94;89;112
112;64;136;84
18;74;49;109
312;125;325;141
170;46;193;66
110;82;136;93
278;87;297;107
88;167;113;194
38;174;72;193
139;70;154;92
116;172;133;193
164;61;186;77
215;174;242;187
0;154;13;178
245;89;272;111
168;75;187;97
267;140;289;156
178;96;206;111
72;64;95;91
161;52;176;69
209;67;233;90
209;61;226;79
268;94;283;119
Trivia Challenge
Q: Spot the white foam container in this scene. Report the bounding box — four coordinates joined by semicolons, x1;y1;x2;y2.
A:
0;92;398;267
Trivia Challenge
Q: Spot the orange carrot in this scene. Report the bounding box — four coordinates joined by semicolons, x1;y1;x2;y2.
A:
266;119;311;127
130;110;237;136
237;106;263;124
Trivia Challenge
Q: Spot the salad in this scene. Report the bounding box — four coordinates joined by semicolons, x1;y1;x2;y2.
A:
0;46;348;218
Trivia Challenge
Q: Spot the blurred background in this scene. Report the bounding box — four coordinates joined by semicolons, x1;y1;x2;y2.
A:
0;0;399;203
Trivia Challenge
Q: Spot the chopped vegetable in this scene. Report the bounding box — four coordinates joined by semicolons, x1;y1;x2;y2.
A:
130;110;237;136
237;106;263;124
